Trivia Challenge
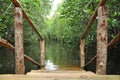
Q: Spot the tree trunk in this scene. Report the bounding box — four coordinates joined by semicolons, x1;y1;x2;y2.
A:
80;39;85;67
96;6;108;75
40;40;45;68
14;7;25;74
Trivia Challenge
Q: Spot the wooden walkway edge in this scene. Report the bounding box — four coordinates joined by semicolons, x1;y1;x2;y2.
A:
0;70;120;80
0;75;119;80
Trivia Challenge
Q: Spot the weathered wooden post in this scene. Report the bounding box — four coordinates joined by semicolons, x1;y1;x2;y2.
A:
14;7;25;74
40;40;45;68
96;6;108;75
80;39;85;68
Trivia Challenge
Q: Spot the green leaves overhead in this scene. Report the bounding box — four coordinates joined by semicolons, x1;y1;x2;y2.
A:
45;0;120;46
46;0;98;43
0;0;120;45
0;0;14;39
0;0;52;40
19;0;51;26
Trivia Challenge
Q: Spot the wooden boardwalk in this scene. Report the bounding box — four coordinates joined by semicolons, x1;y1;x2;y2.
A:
0;70;120;80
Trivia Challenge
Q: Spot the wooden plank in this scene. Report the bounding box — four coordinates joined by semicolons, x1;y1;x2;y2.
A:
0;70;120;80
0;39;41;68
11;0;43;40
0;75;120;80
96;6;108;75
14;7;25;74
81;0;108;39
40;40;45;68
80;39;85;67
27;72;95;78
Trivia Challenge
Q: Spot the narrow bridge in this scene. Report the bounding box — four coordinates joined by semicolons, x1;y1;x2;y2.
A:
0;0;120;80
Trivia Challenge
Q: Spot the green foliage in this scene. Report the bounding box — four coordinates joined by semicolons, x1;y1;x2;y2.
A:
0;0;52;46
45;1;120;73
45;0;120;45
0;0;52;69
107;0;120;40
0;0;14;39
0;0;120;74
45;0;98;44
19;0;51;33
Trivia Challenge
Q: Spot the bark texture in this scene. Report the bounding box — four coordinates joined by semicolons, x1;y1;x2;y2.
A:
40;40;45;68
80;39;85;67
14;7;25;74
96;6;108;75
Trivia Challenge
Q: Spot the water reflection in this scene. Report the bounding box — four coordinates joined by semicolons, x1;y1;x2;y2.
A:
45;41;80;70
45;59;81;71
45;60;58;70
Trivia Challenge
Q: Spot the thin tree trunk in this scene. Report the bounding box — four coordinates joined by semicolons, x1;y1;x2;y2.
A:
14;7;25;74
40;40;45;68
96;6;108;75
80;39;85;67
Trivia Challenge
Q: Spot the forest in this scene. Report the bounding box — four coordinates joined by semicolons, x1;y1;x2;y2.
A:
0;0;120;74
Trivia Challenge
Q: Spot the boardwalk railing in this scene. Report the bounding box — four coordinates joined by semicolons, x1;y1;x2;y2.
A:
79;0;120;75
0;0;45;74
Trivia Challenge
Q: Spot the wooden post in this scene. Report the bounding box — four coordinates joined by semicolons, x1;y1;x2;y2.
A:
14;7;25;74
80;39;85;67
96;6;108;75
40;40;45;68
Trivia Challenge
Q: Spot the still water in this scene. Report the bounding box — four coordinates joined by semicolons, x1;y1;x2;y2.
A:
0;41;80;74
45;41;80;70
45;60;58;70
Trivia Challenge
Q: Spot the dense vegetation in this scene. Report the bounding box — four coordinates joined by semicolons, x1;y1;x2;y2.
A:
46;0;120;44
0;0;51;73
0;0;120;74
45;0;120;74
